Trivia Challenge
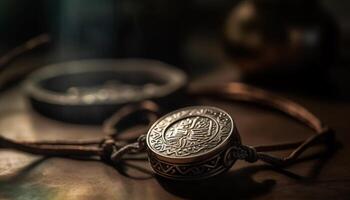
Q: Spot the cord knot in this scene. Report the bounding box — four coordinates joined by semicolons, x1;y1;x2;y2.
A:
106;135;147;165
99;138;116;163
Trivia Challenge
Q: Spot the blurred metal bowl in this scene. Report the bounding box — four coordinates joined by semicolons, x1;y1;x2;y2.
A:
24;59;187;124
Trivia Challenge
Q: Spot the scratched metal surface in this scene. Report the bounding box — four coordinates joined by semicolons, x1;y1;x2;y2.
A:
0;73;350;199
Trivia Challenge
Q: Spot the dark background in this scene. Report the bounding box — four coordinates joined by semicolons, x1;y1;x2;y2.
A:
0;0;349;98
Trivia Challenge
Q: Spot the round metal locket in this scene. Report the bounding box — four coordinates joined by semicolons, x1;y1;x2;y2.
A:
146;106;241;180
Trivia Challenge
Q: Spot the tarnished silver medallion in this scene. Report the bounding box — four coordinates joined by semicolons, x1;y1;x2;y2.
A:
146;106;241;180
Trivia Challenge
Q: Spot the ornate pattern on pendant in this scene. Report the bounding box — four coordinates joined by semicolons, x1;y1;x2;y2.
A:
147;106;235;158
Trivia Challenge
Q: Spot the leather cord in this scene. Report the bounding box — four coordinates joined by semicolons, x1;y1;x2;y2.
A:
188;82;335;166
0;82;335;167
0;34;50;90
0;101;159;163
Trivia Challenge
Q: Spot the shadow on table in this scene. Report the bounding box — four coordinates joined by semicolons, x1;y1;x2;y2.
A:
143;145;338;199
0;141;339;199
157;165;276;199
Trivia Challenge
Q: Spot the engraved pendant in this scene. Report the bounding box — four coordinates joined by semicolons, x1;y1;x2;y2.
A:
146;106;242;180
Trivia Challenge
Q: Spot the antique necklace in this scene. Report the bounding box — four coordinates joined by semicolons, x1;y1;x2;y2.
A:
0;82;335;181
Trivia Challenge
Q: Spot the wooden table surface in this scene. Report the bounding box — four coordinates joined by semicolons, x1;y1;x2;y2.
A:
0;71;349;200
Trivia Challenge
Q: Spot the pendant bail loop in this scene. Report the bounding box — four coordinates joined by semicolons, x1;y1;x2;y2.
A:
109;135;147;165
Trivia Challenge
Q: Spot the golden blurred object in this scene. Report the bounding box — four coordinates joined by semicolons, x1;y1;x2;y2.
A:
224;0;338;77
